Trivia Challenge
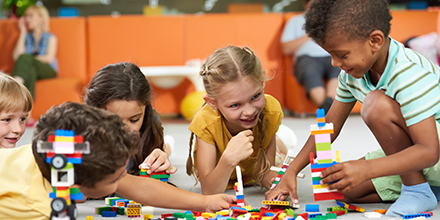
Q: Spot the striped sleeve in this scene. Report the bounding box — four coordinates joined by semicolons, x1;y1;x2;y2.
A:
335;72;357;103
387;57;440;126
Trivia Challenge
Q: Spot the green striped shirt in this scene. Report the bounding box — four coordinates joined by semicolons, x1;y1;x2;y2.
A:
336;38;440;126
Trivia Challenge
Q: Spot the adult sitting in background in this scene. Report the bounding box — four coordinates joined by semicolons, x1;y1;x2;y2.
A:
281;0;340;113
12;3;58;103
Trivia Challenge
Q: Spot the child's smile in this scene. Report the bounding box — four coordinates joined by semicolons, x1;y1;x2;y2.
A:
0;111;28;149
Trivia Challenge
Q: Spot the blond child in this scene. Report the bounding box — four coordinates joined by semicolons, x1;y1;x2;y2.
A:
0;72;32;149
267;0;440;217
186;46;288;195
0;102;235;219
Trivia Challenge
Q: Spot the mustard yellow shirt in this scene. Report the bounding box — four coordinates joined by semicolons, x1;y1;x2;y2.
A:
189;94;283;189
0;144;52;219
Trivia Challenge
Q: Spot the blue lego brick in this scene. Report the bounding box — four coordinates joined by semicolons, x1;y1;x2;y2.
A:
70;192;84;200
305;204;320;212
316;108;325;118
403;213;432;219
308;213;323;218
312;180;321;185
56;129;75;137
311;161;338;169
46;157;82;164
160;178;169;181
236;195;244;200
49;192;56;199
264;213;275;217
102;211;117;217
185;210;193;214
317;122;325;127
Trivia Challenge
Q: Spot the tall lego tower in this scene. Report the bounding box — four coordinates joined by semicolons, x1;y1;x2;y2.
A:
310;109;344;201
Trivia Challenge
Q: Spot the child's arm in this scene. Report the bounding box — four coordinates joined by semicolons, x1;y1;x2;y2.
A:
197;130;254;195
12;17;26;61
139;148;177;174
261;135;278;189
265;100;355;203
321;115;439;192
116;174;236;212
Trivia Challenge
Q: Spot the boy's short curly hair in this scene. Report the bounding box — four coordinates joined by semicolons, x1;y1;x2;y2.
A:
32;102;139;188
304;0;392;45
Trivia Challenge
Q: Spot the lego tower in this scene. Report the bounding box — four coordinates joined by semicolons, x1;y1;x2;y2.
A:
310;109;344;201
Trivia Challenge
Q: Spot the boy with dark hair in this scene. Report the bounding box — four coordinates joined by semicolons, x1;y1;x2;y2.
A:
267;0;440;216
0;102;235;219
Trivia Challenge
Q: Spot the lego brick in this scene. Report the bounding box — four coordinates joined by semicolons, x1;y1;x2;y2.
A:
325;213;337;219
262;200;290;206
315;142;331;151
316;150;332;160
329;210;346;216
308;213;322;218
102;211;117;217
310;161;338;169
313;192;344;201
69;192;84;200
314;134;331;144
305;204;319;212
310;123;334;133
364;212;382;218
317;159;333;164
95;206;112;214
402;213;431;219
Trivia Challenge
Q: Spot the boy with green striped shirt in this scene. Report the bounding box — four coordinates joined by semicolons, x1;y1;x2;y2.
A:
266;0;440;217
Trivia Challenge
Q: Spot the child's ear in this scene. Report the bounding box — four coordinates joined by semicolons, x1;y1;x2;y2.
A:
203;94;217;111
369;30;385;53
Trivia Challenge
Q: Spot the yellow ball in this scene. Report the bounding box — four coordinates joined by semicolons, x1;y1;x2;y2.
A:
180;91;206;120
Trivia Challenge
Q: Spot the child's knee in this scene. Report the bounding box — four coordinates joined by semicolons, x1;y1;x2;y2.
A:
16;54;34;64
362;90;399;123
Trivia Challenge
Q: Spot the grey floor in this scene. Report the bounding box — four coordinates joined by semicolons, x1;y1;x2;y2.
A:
18;115;439;219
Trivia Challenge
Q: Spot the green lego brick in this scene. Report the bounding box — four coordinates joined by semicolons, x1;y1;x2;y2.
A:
117;207;125;215
326;213;337;219
70;188;80;194
140;170;148;175
285;208;295;216
149;174;171;179
95;206;112;214
312;176;322;182
173;213;187;218
317;159;333;164
279;170;285;175
315;142;331;151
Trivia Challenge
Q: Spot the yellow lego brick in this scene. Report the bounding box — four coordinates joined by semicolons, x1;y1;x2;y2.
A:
216;210;228;216
262;200;290;206
262;217;272;220
54;136;74;142
56;189;70;198
278;212;286;220
86;216;93;220
312;184;328;189
144;214;153;220
244;205;252;210
202;213;216;218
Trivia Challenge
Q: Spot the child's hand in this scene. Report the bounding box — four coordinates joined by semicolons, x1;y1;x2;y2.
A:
18;17;27;33
265;168;299;204
204;194;237;212
320;160;370;193
139;148;177;174
223;130;254;166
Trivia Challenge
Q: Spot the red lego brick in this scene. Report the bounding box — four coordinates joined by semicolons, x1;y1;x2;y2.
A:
313;192;344;201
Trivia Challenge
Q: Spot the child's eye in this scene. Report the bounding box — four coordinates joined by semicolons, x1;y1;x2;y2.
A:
130;118;140;123
230;103;240;108
1;118;11;122
252;93;261;100
20;118;27;122
338;54;348;59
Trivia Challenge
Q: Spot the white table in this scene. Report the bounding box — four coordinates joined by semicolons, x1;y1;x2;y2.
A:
140;66;204;91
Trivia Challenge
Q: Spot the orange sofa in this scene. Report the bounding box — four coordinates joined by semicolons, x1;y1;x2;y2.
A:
0;17;87;118
0;11;437;118
283;10;439;115
87;13;285;115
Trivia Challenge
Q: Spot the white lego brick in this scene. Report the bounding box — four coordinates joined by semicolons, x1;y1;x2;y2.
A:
364;212;382;218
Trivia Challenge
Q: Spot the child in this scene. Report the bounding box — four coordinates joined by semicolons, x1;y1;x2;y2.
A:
0;72;32;149
266;0;440;217
84;62;175;175
0;102;235;219
186;46;287;195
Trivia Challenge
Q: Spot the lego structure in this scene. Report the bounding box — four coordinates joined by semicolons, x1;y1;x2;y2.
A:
140;163;170;182
310;109;344;201
37;129;90;220
234;166;245;207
